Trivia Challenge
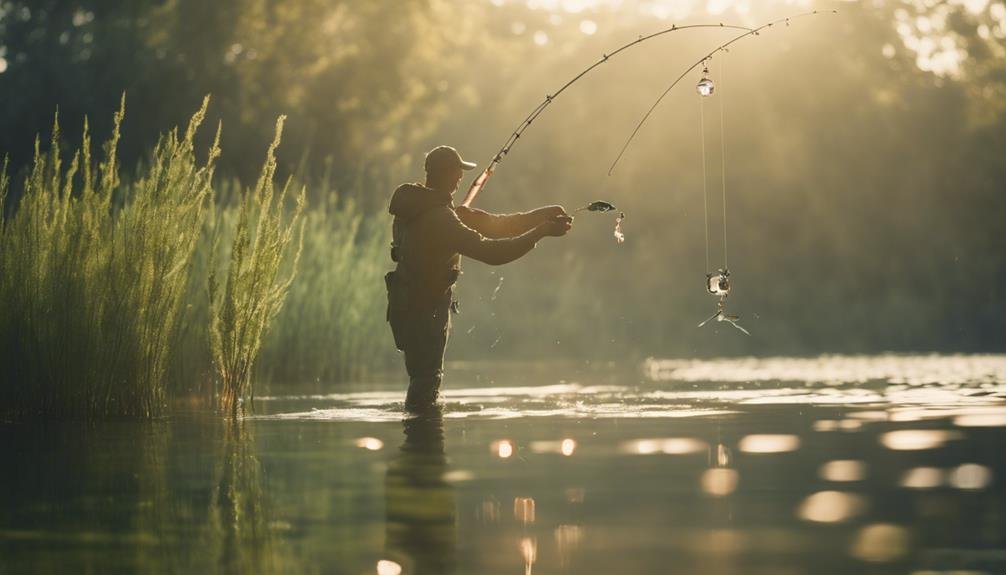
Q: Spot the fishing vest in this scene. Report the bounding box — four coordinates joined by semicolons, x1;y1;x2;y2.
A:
386;206;461;313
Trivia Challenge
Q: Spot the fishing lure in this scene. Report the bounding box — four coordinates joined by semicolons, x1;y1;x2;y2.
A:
706;268;730;296
698;269;749;335
698;298;750;336
696;63;715;97
576;200;617;213
575;201;625;243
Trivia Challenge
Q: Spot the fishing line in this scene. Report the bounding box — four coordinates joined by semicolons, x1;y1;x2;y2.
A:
699;84;710;273
719;53;728;269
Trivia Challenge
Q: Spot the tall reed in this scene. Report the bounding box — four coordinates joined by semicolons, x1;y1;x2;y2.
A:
208;116;305;415
0;96;218;417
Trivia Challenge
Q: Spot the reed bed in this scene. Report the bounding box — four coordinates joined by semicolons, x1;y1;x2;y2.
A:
0;96;218;417
0;99;397;418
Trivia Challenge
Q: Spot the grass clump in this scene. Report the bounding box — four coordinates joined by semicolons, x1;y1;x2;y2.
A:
209;116;305;415
0;96;219;417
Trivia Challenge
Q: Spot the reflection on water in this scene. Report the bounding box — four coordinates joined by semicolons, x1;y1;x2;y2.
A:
701;468;739;497
513;497;536;525
850;524;911;563
554;524;583;568
819;459;868;482
737;433;801;453
491;439;515;458
0;418;297;573
384;407;457;574
207;420;289;574
880;429;964;450
356;436;385;451
797;491;868;523
519;536;536;575
948;464;993;490
2;355;1006;574
901;466;946;489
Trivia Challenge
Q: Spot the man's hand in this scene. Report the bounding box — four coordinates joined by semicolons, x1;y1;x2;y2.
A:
539;214;573;237
535;205;569;221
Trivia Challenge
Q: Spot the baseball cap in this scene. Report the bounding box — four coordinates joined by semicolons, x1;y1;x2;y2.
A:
424;145;477;174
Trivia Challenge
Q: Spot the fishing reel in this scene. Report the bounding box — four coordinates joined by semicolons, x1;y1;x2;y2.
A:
705;269;730;296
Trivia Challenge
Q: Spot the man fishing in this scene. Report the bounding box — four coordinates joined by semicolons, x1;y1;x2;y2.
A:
386;145;573;412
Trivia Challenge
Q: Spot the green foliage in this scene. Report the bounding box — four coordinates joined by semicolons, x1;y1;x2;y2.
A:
0;96;218;417
259;192;394;384
209;116;306;415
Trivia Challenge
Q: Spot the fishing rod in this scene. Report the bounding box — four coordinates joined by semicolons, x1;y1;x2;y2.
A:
607;9;837;176
460;22;755;208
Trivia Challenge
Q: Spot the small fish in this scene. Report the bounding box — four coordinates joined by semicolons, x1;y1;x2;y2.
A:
613;212;625;244
576;200;617;212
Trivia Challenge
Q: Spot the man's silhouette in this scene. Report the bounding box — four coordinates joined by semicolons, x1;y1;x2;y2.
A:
385;145;572;412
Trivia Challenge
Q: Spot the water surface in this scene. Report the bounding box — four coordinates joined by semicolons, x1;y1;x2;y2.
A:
3;355;1005;574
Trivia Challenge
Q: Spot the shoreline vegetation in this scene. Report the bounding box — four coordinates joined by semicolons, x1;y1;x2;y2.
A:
0;97;393;418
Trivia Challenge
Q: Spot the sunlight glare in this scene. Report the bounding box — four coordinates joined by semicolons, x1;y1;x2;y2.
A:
798;491;867;523
355;437;384;451
376;560;402;575
494;439;515;458
949;463;992;490
819;460;867;482
561;438;577;456
555;524;584;567
850;524;910;563
900;466;945;489
738;434;800;453
520;537;537;575
514;497;536;524
880;430;961;451
701;468;739;496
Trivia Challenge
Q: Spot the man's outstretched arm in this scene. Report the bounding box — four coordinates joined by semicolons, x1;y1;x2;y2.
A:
439;209;572;265
455;205;567;239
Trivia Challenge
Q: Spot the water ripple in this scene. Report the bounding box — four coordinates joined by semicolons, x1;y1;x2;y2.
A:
251;355;1006;422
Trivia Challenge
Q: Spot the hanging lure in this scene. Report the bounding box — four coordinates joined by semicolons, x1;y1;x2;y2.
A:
698;295;750;335
696;61;715;97
576;200;617;213
576;201;625;243
613;212;625;244
698;269;748;334
705;268;730;296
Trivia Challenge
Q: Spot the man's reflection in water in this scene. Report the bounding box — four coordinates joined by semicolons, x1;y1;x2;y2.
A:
384;406;457;574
